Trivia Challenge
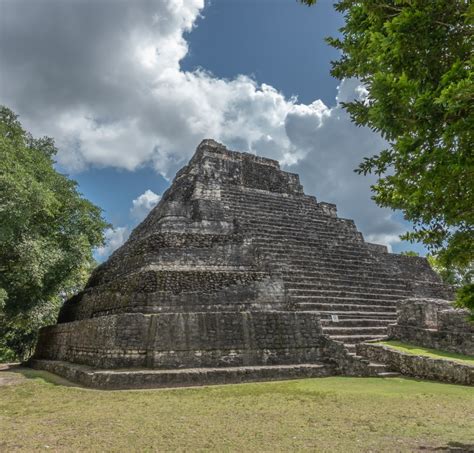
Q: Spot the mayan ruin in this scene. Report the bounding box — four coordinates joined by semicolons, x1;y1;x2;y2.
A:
27;139;464;388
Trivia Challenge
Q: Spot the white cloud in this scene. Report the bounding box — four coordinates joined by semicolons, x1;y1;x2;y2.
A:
285;79;406;249
131;189;162;221
365;234;402;253
95;227;130;259
0;0;407;251
96;190;161;259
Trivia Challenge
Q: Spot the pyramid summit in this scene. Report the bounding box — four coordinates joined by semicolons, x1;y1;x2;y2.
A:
31;139;453;388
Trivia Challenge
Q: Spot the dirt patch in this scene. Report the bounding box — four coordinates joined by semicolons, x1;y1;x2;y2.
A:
0;363;27;386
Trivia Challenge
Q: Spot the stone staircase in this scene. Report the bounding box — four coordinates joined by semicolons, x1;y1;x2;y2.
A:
221;186;412;354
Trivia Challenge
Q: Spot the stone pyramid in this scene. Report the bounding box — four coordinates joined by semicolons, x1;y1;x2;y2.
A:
31;139;452;388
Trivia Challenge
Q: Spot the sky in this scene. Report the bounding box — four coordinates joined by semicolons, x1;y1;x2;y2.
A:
0;0;424;259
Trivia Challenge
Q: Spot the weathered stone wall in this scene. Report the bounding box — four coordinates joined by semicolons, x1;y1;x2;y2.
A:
388;298;473;355
34;314;149;368
390;256;454;299
35;311;327;369
357;342;473;386
88;232;249;286
59;273;286;323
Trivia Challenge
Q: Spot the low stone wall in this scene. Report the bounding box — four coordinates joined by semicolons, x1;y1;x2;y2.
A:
28;360;335;390
387;298;473;355
357;343;473;386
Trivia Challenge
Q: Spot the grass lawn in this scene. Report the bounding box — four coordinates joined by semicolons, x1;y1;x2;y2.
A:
0;366;473;452
378;341;474;366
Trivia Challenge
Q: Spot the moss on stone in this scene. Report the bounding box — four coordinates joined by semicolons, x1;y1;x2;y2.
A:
378;340;474;366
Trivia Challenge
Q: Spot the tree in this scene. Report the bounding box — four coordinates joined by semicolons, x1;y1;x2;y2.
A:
300;0;473;304
401;250;473;317
0;106;109;360
426;254;473;289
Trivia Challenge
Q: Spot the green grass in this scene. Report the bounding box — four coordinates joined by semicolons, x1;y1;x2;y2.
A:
1;367;473;452
378;341;474;366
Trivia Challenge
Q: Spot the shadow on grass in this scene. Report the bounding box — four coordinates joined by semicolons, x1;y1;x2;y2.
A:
0;362;81;387
418;441;474;452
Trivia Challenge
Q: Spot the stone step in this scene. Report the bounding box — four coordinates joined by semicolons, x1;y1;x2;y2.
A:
283;269;405;280
241;219;358;235
282;268;397;281
283;278;407;291
223;189;310;201
286;285;409;297
235;215;336;227
367;362;390;370
222;196;318;209
241;221;358;236
259;233;364;246
365;363;400;377
287;289;404;300
320;318;396;327
317;311;397;320
247;223;358;233
255;240;369;249
228;210;356;231
322;326;388;335
254;236;361;247
29;359;336;389
223;192;319;206
287;283;401;293
258;250;376;264
238;215;336;226
329;334;387;344
224;202;334;219
231;211;351;224
260;246;374;260
294;298;398;307
377;371;401;378
290;298;397;307
252;229;359;239
253;236;364;248
258;246;364;257
284;279;408;291
239;215;357;227
268;253;380;264
283;268;401;281
296;302;396;313
222;188;306;198
228;205;320;213
277;260;392;273
253;236;367;247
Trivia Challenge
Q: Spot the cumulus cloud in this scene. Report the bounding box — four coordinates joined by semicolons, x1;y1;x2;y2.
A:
95;227;130;258
0;0;406;249
131;189;162;221
286;78;405;248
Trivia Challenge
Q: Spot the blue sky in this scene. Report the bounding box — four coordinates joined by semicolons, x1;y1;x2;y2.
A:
181;0;343;106
0;0;424;259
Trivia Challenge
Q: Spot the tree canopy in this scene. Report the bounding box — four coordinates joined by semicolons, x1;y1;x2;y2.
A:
300;0;473;272
0;106;109;359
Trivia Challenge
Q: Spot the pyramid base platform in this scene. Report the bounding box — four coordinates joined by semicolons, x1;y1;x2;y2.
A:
28;359;336;389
